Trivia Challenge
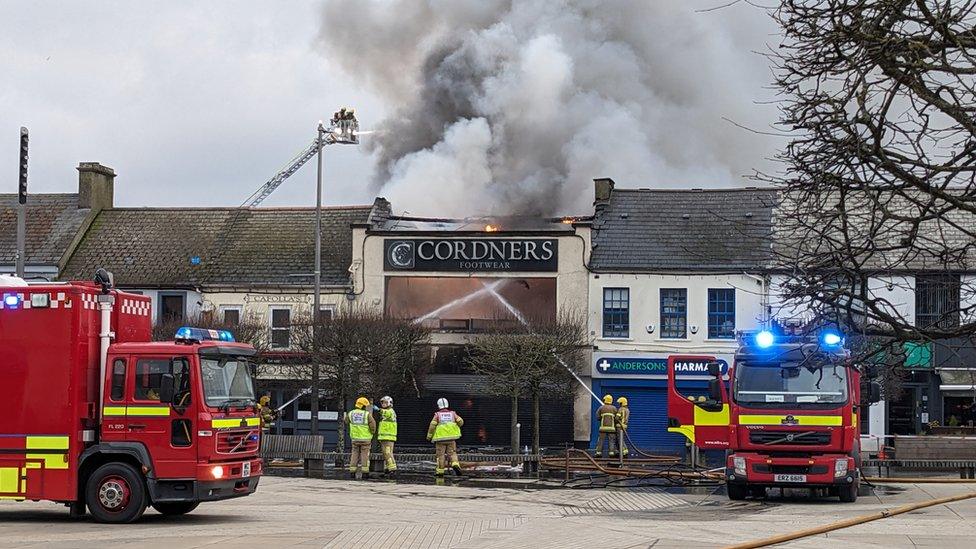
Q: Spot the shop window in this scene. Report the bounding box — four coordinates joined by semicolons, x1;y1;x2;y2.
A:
318;307;334;321
916;275;960;329
270;308;291;348
660;289;687;339
110;359;126;401
602;288;629;338
707;288;735;339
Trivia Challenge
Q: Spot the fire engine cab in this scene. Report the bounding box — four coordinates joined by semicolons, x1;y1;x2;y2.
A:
667;329;881;502
0;270;262;522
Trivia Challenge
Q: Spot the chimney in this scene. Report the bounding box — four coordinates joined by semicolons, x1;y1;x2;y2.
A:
77;162;115;211
594;177;615;202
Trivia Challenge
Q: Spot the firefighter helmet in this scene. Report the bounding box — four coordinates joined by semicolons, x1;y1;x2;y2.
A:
437;398;449;410
603;394;613;404
355;397;370;409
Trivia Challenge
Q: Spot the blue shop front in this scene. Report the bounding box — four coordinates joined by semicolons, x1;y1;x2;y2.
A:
590;353;731;455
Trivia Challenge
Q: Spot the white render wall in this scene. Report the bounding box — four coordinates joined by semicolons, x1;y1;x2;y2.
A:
588;272;767;363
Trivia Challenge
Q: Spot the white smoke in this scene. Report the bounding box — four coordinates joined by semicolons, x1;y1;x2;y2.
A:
320;0;779;216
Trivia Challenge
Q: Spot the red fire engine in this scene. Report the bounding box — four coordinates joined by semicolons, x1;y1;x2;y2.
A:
0;270;262;522
667;330;881;502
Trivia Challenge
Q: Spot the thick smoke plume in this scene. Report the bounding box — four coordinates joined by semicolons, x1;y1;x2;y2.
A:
320;1;778;217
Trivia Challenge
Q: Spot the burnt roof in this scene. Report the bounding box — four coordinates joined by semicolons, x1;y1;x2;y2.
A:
61;206;371;288
0;194;91;266
589;188;777;271
370;215;585;234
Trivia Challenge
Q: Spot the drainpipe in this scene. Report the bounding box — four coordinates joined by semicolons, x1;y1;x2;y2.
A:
742;272;769;325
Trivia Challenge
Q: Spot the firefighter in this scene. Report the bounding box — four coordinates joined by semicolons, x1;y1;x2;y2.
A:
257;394;279;431
427;398;463;476
594;394;618;458
345;397;376;479
616;396;630;458
377;395;398;476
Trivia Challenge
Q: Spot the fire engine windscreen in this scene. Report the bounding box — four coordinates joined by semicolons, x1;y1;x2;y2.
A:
733;362;848;407
200;357;256;408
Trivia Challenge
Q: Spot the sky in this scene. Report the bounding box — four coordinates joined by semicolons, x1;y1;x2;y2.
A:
0;1;781;212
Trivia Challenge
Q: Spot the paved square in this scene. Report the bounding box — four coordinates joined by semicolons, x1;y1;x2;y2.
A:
0;476;973;548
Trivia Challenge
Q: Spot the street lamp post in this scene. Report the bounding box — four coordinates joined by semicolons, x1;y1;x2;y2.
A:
311;122;325;436
310;109;359;436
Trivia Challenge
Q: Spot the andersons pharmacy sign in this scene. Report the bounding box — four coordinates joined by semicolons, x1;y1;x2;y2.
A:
384;238;558;272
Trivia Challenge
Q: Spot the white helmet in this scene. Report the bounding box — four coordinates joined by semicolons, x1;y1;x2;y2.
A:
437;398;449;409
380;395;393;406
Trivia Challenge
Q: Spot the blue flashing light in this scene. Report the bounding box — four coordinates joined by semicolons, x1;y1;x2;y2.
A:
3;294;20;308
821;331;843;347
755;330;775;349
175;326;236;343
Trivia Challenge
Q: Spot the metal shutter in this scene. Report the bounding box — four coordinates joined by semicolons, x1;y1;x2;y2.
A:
592;379;708;455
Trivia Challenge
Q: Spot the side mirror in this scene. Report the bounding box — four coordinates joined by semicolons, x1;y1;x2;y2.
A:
707;361;721;378
868;381;882;404
159;373;176;404
708;378;723;401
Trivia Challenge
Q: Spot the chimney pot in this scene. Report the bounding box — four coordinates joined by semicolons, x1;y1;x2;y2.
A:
77;162;115;211
594;177;615;202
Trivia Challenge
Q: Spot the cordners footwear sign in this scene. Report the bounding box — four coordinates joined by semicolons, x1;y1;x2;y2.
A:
384;238;559;272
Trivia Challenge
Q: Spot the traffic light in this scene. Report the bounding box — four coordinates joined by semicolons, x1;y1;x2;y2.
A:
18;126;28;205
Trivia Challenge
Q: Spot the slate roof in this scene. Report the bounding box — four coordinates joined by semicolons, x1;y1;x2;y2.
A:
61;206;371;288
589;188;777;271
0;194;91;266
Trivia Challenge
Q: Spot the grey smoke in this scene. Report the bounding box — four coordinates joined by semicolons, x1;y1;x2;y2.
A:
320;0;780;217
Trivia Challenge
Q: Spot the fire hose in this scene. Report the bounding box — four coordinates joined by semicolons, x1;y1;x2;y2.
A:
725;489;976;549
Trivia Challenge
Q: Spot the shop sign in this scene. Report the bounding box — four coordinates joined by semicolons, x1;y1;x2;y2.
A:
595;357;729;376
245;294;310;304
384;238;558;272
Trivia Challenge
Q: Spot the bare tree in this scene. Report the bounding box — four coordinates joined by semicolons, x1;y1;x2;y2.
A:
291;306;431;453
466;310;587;453
762;1;976;389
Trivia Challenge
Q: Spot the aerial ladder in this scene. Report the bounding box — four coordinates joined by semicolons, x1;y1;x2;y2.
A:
241;108;360;208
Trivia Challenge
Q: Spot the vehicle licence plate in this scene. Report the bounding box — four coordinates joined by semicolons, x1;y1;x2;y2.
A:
773;474;806;483
242;461;251;478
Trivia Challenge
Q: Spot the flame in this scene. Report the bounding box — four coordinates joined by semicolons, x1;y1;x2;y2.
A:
561;217;575;224
484;224;499;232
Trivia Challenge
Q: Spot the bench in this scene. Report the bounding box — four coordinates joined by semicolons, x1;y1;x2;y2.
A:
260;434;326;470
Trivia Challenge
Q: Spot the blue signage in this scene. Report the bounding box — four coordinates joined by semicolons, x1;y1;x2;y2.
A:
595;357;728;376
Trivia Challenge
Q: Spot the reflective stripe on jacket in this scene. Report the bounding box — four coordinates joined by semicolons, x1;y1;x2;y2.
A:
378;408;397;441
431;410;462;442
347;409;373;441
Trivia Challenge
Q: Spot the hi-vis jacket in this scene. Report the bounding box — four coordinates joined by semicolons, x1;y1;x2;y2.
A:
345;408;376;441
378;407;397;441
427;409;464;442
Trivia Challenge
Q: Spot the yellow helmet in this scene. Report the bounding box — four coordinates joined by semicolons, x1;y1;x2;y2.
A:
603;394;613;404
616;396;628;406
259;395;270;405
355;397;370;409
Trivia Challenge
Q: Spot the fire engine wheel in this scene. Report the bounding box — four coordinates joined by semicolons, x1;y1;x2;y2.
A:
152;501;200;516
86;463;147;523
839;478;859;503
727;483;748;501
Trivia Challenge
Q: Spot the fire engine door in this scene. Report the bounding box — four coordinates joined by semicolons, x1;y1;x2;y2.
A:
666;355;731;450
127;356;197;478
